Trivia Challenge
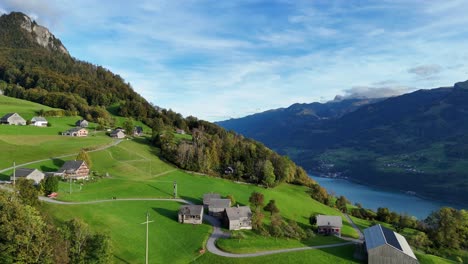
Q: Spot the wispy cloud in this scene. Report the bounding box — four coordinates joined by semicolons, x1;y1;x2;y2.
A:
1;0;468;121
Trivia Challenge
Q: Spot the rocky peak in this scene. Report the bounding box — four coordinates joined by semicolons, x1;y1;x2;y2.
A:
0;12;69;55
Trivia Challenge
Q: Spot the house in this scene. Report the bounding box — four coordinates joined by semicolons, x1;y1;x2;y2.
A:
364;224;419;264
316;215;343;237
178;205;204;224
75;119;89;128
55;160;90;180
110;129;125;139
203;193;221;208
224;205;252;230
62;127;88;137
10;168;45;185
224;166;234;174
0;113;26;125
175;128;186;134
208;198;231;217
133;126;143;136
31;116;48;127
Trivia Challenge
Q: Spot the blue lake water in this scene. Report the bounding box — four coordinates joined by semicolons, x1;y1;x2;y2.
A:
310;175;464;219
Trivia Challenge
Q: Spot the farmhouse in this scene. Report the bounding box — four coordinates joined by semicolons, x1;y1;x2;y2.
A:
10;168;45;185
55;160;90;180
364;224;419;264
75;119;89;127
316;215;342;237
224;205;252;230
62;127;88;137
208;198;231;217
0;113;26;125
133;126;143;136
178;205;204;224
175;128;185;134
203;193;221;208
31;116;48;126
110;129;125;139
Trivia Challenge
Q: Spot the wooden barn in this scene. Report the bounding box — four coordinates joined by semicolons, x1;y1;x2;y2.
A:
364;224;419;264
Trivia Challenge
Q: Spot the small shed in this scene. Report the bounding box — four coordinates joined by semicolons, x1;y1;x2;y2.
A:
75;119;89;128
133;126;143;136
178;205;204;224
224;205;252;230
175;128;186;134
208;198;231;217
316;215;343;237
31;116;48;127
364;224;419;264
0;113;26;125
10;168;45;185
110;129;126;139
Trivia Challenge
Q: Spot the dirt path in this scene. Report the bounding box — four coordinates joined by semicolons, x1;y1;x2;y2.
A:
0;139;123;173
344;213;365;241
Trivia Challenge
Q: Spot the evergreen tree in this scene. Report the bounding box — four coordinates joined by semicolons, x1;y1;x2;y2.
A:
264;199;280;216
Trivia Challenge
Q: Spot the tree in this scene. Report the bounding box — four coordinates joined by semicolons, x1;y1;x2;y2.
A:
226;195;236;206
16;178;39;207
264;199;279;216
376;207;391;223
76;149;92;169
66;218;90;263
309;213;318;226
262;160;276;188
123;118;134;136
425;207;468;249
270;213;283;238
251;208;265;230
85;233;113;264
335;195;348;213
249;191;264;209
308;184;329;204
43;176;59;195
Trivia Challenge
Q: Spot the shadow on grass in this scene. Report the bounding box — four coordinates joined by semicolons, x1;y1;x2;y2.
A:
152;207;178;222
52;158;65;168
146;184;172;197
113;255;131;264
317;244;365;263
0;173;9;180
180;195;202;205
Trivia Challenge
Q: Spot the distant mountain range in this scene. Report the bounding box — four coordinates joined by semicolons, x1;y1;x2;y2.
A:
218;82;468;205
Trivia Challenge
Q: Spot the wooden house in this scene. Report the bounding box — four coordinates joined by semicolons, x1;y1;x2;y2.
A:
62;127;88;137
364;224;419;264
224;205;252;230
316;215;342;237
55;160;90;180
10;168;45;185
178;205;204;224
0;113;26;125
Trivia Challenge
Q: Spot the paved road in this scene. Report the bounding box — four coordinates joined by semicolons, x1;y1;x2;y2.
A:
344;213;365;241
0;139;122;173
39;196;190;205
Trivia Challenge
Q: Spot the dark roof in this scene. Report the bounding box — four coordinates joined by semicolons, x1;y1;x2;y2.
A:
31;116;47;122
1;113;16;120
75;119;88;125
110;129;125;135
57;160;86;173
225;206;252;221
364;224;417;259
134;126;143;133
66;127;86;133
209;198;231;209
11;168;36;177
179;205;203;216
203;193;221;204
316;215;343;227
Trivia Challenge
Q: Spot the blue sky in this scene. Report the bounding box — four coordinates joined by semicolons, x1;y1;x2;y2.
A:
1;0;468;121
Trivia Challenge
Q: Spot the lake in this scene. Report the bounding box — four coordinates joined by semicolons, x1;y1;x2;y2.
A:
310;175;463;219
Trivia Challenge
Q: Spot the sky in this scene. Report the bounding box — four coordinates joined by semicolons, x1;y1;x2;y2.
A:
1;0;468;121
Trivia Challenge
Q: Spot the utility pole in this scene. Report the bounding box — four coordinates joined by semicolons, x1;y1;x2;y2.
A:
140;211;154;264
69;175;72;194
173;181;177;198
13;161;16;185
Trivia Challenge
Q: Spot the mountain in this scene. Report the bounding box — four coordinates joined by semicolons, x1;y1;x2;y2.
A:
218;84;468;204
0;11;314;188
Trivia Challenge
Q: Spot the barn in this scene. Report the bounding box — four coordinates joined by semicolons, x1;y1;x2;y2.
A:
364;224;419;264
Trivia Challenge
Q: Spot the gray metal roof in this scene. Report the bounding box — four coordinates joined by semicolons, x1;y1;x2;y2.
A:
11;168;38;178
316;215;343;227
57;160;86;173
31;116;47;122
364;224;417;260
1;113;16;120
179;205;203;216
66;127;87;133
203;193;221;204
225;206;252;221
208;198;231;209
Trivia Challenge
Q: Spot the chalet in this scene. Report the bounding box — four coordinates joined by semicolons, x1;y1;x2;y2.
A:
224;205;252;230
203;193;221;208
364;224;418;264
75;119;89;127
31;116;48;127
55;160;90;180
178;205;204;224
110;129;125;139
10;168;45;185
208;198;231;217
175;128;186;134
62;127;88;137
133;126;143;136
316;215;342;237
0;113;26;125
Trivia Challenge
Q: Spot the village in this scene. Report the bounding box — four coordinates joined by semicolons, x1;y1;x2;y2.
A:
0;110;422;264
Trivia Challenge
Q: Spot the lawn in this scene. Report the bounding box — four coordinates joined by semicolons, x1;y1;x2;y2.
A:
41;201;211;264
0;95;56;119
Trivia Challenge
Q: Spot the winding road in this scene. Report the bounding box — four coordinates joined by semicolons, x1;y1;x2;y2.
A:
39;196;364;258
